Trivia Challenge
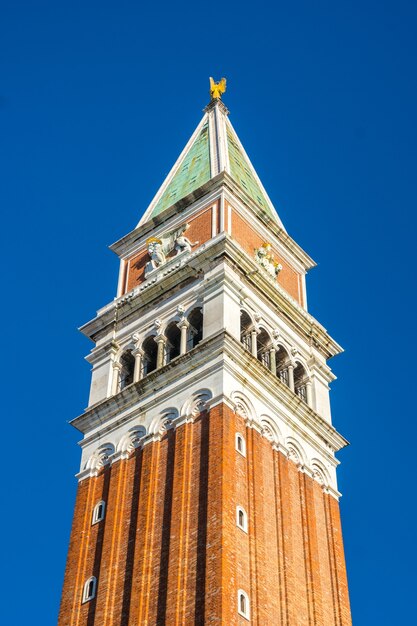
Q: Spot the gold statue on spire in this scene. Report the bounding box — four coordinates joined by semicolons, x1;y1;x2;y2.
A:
210;76;227;100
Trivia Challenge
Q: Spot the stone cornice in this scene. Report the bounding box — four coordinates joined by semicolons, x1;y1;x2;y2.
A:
222;238;343;359
81;234;342;360
71;330;348;456
221;335;347;456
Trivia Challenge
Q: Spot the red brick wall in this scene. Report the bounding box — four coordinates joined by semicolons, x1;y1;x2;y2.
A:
58;404;351;625
124;203;217;294
229;206;304;306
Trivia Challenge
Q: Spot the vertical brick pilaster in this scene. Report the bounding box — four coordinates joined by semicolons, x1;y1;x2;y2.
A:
274;449;288;626
204;405;224;623
261;439;280;624
59;404;351;626
326;495;352;625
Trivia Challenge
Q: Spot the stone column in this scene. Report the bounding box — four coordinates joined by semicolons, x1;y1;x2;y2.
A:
178;319;190;355
306;380;313;407
288;363;295;391
155;335;166;369
269;347;276;375
111;362;122;396
106;342;120;398
133;348;144;383
250;328;258;357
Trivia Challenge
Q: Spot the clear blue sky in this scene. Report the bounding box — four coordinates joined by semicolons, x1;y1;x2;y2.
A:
1;1;416;623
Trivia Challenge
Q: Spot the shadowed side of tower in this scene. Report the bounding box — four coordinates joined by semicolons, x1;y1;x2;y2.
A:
58;81;352;626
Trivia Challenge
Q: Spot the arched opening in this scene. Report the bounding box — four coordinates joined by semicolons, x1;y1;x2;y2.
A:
294;362;308;403
119;350;135;390
236;506;248;532
235;433;246;456
165;322;181;362
276;345;290;386
257;328;271;368
240;310;252;351
92;500;106;525
238;589;250;619
82;576;97;603
142;336;157;376
187;308;203;349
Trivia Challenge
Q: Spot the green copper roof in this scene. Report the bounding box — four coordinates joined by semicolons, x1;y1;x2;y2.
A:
151;121;210;218
226;125;274;218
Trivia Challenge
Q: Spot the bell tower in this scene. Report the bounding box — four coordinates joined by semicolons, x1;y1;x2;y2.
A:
58;80;352;625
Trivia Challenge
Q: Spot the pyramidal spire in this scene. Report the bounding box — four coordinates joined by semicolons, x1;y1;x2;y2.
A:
137;79;285;230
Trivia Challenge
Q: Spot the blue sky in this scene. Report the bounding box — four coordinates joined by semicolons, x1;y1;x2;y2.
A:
1;1;416;623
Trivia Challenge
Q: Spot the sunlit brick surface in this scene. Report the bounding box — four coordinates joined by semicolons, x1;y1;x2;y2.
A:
58;404;351;625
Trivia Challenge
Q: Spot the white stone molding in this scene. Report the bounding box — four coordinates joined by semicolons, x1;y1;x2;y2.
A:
286;438;307;468
140;329;158;344
150;408;179;439
230;391;256;424
238;286;250;304
181;389;213;419
293;356;311;376
117;426;147;458
310;459;331;488
159;417;175;434
260;415;282;445
86;443;115;475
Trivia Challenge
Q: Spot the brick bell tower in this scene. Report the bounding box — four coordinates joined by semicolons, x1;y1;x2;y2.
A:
58;79;352;625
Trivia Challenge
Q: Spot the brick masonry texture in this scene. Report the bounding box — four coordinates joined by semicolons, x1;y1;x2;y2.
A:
58;404;351;625
229;207;304;306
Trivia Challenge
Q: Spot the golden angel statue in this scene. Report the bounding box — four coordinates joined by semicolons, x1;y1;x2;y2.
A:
209;77;227;100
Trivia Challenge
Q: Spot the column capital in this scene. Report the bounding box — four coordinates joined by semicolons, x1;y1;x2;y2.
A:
110;340;119;356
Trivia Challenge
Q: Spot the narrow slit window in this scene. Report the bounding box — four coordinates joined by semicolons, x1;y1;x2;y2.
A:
82;576;97;603
238;589;250;620
236;506;248;532
92;500;106;525
235;433;246;457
